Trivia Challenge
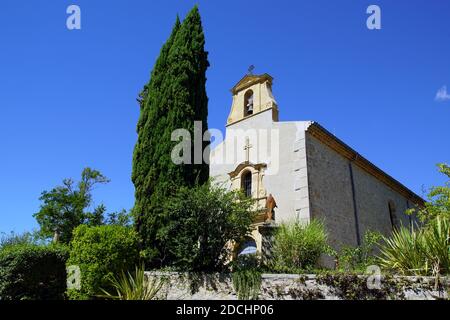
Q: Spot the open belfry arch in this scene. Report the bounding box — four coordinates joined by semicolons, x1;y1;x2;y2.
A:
227;73;279;126
210;72;424;258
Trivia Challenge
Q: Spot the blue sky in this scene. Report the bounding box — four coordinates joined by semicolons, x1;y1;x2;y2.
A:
1;0;449;234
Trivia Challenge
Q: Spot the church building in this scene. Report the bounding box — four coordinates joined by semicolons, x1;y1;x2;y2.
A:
210;73;424;255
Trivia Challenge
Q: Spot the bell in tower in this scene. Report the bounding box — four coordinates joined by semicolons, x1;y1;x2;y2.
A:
245;90;254;116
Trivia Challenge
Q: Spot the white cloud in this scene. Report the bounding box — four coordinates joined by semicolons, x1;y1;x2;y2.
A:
435;85;450;102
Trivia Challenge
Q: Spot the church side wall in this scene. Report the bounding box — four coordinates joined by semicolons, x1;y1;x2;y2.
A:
305;135;358;249
306;134;413;250
352;164;412;238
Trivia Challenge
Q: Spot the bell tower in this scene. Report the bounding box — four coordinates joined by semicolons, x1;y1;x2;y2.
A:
227;73;279;126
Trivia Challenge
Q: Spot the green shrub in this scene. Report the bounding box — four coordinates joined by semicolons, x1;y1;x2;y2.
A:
67;225;140;300
271;220;331;272
0;244;68;300
155;182;256;271
378;217;450;276
337;230;382;272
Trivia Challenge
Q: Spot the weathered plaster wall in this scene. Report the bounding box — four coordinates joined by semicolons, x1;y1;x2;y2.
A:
147;272;448;300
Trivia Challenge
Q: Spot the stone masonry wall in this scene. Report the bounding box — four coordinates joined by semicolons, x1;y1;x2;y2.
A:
305;134;418;250
146;272;449;300
305;134;359;249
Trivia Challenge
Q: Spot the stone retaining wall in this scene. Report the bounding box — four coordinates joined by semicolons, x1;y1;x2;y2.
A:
146;272;449;300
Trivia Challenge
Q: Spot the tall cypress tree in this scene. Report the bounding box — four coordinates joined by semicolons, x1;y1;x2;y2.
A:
132;6;209;266
163;5;209;186
132;16;181;261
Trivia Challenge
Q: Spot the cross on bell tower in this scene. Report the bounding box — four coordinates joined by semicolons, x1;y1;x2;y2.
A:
247;65;255;75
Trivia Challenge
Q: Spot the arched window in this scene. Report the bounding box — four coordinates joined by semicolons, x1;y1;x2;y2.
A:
388;201;400;231
237;238;257;256
244;90;254;116
241;171;252;198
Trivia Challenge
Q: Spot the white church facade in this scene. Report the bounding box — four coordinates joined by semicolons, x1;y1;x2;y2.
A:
210;73;424;255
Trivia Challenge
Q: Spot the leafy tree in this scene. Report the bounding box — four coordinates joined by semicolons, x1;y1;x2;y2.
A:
158;182;256;271
0;231;42;250
106;209;133;227
132;6;210;263
408;163;450;223
33;168;110;244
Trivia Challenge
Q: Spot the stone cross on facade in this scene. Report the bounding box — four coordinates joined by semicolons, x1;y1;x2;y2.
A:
244;137;253;162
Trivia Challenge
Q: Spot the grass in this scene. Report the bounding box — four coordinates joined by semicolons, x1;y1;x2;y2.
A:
271;219;332;272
